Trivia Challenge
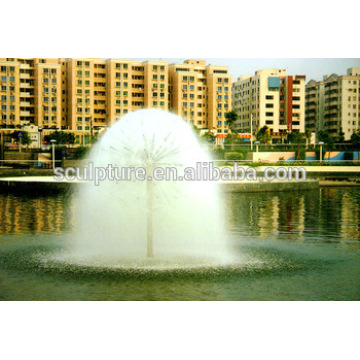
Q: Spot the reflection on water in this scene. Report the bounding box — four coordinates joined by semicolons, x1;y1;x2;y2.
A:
0;193;73;235
226;187;360;243
1;188;359;243
0;187;359;300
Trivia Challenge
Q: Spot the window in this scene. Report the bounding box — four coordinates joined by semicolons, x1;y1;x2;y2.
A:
160;75;165;80
266;104;274;108
116;100;121;105
77;80;82;85
43;78;48;83
43;116;49;121
116;109;121;114
224;87;228;91
77;117;82;122
123;82;128;87
182;85;187;90
182;102;187;107
52;78;57;84
217;87;222;91
217;95;222;100
153;92;158;97
265;112;273;116
85;61;90;67
153;101;157;106
43;69;49;74
77;98;82;103
1;95;6;100
160;66;165;71
266;95;274;100
190;102;194;107
190;85;194;90
153;65;158;70
77;61;82;66
116;91;121;96
51;69;56;74
183;94;187;99
85;89;90;94
43;97;49;102
123;91;128;96
217;121;222;125
160;101;165;106
123;100;128;105
85;80;90;86
77;70;82;76
10;96;15;101
153;75;157;80
116;82;121;87
85;71;90;76
123;64;128;69
160;84;165;89
77;89;82;94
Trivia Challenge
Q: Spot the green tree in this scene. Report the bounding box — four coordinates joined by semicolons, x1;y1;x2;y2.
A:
317;130;334;161
224;111;238;131
337;127;345;143
20;131;32;147
256;126;271;144
288;131;304;160
305;127;312;148
350;129;360;162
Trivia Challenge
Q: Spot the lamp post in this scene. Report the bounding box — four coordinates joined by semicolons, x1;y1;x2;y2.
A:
50;139;56;169
255;141;260;162
319;141;324;163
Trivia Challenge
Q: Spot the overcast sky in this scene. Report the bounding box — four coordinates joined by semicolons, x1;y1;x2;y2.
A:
136;58;360;83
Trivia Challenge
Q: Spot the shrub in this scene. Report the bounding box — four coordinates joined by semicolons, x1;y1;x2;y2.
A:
225;152;244;161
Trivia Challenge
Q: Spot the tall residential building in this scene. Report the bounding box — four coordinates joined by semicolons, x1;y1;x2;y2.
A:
305;68;360;140
0;58;230;143
232;69;306;139
169;60;232;138
305;79;324;133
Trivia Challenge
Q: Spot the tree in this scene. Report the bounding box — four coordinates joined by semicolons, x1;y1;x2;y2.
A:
288;131;304;160
20;131;32;148
256;126;271;144
224;111;238;131
337;127;345;143
351;129;360;162
225;111;239;150
305;127;312;148
317;130;334;161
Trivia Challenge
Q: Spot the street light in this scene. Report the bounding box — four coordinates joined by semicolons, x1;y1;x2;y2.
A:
255;141;260;162
50;139;56;169
319;141;324;163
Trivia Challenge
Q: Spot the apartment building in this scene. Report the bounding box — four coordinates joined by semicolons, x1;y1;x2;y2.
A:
305;79;324;133
169;60;232;139
1;58;230;144
232;69;306;140
306;68;360;141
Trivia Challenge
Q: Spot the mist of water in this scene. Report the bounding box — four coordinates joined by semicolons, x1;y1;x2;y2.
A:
59;109;232;268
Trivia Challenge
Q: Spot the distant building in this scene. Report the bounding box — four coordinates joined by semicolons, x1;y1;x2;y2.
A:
305;79;324;133
232;69;306;141
0;58;231;145
169;60;232;143
305;67;360;141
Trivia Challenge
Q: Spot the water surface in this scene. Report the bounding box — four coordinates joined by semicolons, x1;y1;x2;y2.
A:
0;188;359;300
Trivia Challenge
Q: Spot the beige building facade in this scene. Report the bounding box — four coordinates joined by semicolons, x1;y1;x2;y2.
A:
169;60;232;139
232;69;306;139
306;68;360;141
2;58;227;144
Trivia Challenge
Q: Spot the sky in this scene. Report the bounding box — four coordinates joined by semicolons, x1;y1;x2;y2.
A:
136;58;360;83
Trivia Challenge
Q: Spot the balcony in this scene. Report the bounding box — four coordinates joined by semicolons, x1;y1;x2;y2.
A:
20;102;31;107
20;111;30;116
21;83;30;89
20;73;30;79
20;92;30;97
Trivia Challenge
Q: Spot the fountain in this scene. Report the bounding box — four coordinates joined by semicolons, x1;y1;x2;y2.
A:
56;109;232;269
